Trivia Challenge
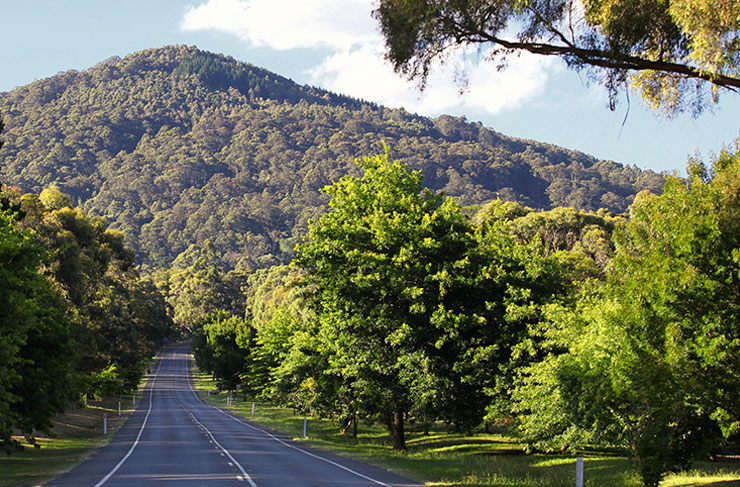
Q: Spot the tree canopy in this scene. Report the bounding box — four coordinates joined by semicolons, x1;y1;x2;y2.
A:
374;0;740;115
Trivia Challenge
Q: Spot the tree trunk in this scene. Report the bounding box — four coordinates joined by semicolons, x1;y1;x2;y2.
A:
390;411;406;450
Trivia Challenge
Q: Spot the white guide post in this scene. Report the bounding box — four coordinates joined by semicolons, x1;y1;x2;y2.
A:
303;416;307;438
576;457;584;487
118;401;122;416
251;402;255;417
103;413;108;435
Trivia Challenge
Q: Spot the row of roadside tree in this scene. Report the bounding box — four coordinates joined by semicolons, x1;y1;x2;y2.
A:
192;143;740;487
0;121;171;452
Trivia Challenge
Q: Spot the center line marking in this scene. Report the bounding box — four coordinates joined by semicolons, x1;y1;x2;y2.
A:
187;411;258;487
185;353;395;487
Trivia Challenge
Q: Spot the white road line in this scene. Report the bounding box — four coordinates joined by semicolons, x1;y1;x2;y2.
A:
187;411;258;487
185;355;394;487
92;356;163;487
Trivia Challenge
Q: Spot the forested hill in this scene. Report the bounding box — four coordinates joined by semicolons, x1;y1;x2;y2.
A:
0;45;664;270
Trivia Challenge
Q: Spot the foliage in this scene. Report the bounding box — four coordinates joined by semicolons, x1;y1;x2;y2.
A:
242;265;312;400
514;139;740;486
162;243;246;333
293;151;566;449
374;0;740;116
0;46;663;270
87;365;123;399
0;184;170;453
0;210;77;452
475;200;623;279
9;188;171;383
192;311;251;392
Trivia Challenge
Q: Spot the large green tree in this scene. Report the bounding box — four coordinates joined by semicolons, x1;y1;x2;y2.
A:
294;150;564;449
374;0;740;115
241;265;314;402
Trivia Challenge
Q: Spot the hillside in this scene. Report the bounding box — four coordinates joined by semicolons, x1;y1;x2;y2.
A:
0;45;665;270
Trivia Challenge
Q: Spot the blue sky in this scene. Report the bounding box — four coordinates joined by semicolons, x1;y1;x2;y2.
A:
2;0;739;174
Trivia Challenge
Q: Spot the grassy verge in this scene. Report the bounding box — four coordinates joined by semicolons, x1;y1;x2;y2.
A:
192;367;740;487
0;389;145;486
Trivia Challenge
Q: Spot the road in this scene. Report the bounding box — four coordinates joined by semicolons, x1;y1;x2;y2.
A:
47;344;420;487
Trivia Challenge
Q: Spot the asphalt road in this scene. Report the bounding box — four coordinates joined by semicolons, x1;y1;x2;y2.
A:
46;344;421;487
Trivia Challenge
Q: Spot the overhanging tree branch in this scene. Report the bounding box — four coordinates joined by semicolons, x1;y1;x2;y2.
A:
451;23;740;91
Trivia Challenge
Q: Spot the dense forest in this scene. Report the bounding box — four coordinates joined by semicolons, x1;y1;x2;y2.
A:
0;45;665;270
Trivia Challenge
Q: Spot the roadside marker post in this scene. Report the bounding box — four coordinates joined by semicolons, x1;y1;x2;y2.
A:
303;416;307;438
576;457;584;487
251;402;255;417
118;401;122;416
103;413;108;435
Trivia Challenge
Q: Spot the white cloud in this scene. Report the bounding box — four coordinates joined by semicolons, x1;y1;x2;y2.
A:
311;44;555;116
464;52;555;113
181;0;378;50
181;0;555;115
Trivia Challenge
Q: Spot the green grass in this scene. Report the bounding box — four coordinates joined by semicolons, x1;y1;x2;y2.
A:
0;391;144;486
192;367;740;487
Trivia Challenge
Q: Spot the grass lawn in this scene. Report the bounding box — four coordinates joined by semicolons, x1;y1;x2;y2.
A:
192;367;740;487
0;389;144;486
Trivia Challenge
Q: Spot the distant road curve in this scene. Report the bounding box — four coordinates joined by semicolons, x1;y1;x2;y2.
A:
47;343;421;487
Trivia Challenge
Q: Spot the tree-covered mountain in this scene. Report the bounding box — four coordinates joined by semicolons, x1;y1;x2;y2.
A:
0;45;665;270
